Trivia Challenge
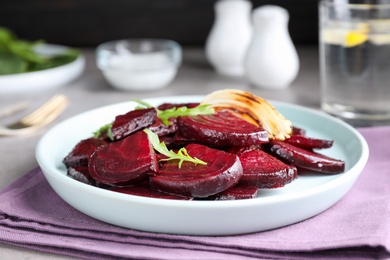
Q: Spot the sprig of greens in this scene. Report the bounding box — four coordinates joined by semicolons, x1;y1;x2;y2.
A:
144;129;206;168
158;104;214;125
133;99;215;125
93;122;114;140
0;27;79;75
133;99;153;110
92;100;215;143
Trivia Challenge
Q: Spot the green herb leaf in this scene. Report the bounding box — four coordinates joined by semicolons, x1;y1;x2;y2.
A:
93;122;113;140
132;99;153;110
132;100;215;126
144;129;206;168
158;104;215;125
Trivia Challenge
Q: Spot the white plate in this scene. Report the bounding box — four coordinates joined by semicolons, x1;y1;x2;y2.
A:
36;96;369;235
0;44;85;94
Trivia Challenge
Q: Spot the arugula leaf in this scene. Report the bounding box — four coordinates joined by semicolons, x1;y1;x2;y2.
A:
158;104;214;125
144;129;206;168
132;99;153;110
93;123;113;140
132;100;215;126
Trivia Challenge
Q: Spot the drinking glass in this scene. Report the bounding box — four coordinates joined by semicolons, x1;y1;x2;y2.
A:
319;0;390;126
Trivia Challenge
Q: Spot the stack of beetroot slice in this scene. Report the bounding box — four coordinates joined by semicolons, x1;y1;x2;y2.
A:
63;103;345;201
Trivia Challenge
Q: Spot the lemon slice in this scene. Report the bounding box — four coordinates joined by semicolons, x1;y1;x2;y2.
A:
322;22;369;48
345;31;368;47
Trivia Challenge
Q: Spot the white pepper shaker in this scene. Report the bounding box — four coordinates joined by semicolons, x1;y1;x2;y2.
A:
244;5;299;89
205;0;253;76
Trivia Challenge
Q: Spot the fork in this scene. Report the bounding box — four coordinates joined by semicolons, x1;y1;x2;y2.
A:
0;101;29;119
0;94;69;136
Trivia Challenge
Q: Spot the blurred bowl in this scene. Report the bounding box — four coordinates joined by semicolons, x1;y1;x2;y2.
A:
0;44;85;95
96;39;182;91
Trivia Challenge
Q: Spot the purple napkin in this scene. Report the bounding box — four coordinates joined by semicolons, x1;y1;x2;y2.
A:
1;127;390;260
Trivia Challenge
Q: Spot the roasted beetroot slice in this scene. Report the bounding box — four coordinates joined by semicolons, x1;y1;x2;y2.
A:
157;136;185;150
89;131;158;185
148;118;178;137
177;110;269;147
292;126;306;136
157;102;200;110
151;143;243;198
67;166;110;188
112;184;192;200
111;107;157;140
285;135;334;150
172;133;197;147
209;184;258;200
238;149;297;188
63;138;107;168
226;144;264;155
67;166;93;184
268;141;345;174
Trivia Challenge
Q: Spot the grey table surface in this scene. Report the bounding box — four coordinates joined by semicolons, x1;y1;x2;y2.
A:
0;46;321;259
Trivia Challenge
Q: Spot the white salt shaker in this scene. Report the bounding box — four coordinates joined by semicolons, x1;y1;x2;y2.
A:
205;0;253;76
244;5;299;89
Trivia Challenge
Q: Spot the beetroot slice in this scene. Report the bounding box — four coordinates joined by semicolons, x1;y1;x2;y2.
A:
151;143;243;198
177;110;269;147
209;184;258;200
292;126;306;136
157;103;200;110
67;166;93;184
111;108;157;140
63;138;107;168
226;144;263;155
285;135;334;150
268;141;345;174
238;149;297;188
67;166;115;189
112;183;192;200
89;131;158;185
148;118;178;137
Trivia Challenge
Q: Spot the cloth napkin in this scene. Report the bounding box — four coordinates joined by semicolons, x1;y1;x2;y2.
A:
0;127;390;260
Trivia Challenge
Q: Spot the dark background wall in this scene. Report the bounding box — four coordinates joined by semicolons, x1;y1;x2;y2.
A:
0;0;319;47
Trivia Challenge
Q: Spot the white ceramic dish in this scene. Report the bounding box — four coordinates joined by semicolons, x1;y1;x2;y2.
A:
0;44;85;94
36;96;369;235
96;39;182;91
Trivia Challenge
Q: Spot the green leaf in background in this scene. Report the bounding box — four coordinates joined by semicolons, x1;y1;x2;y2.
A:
0;27;79;75
0;52;28;75
30;49;79;71
0;27;15;52
8;40;47;63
